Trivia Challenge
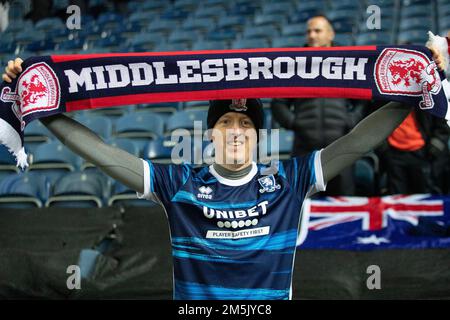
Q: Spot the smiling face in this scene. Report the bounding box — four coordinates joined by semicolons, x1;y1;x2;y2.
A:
211;112;257;170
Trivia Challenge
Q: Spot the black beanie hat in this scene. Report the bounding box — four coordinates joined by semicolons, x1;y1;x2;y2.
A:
207;99;264;133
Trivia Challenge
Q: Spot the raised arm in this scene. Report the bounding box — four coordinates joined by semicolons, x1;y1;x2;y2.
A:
321;101;413;183
40;114;145;194
3;58;144;193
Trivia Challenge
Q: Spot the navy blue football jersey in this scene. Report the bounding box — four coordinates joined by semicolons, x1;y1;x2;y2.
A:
137;150;326;300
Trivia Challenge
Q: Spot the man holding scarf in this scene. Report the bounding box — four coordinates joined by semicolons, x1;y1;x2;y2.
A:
1;39;447;300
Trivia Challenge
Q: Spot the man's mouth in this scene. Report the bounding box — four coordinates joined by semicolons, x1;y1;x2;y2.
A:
227;141;244;146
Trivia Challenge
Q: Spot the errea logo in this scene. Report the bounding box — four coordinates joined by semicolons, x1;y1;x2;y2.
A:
197;186;213;199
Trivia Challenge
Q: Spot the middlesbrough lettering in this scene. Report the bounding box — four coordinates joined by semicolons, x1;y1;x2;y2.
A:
64;56;369;93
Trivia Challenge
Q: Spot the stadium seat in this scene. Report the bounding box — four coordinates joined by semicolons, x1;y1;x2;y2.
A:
192;40;229;50
168;30;200;45
356;32;393;45
273;36;306;48
231;38;271;49
334;34;354;46
136;102;178;114
288;11;318;24
35;18;65;32
143;138;174;163
148;19;179;34
115;112;164;138
56;38;86;51
182;18;216;32
105;138;140;156
184;101;210;110
108;181;157;207
154;42;192;51
194;6;227;19
24;120;54;142
129;11;159;26
217;16;246;32
128;32;166;51
0;145;20;174
73;115;113;140
228;2;260;17
28;141;81;183
140;0;168;12
81;137;140;171
206;28;236;42
253;13;286;28
91;35;124;50
261;2;295;15
0;172;51;208
401;4;433;19
173;0;199;11
242;25;279;40
399;17;433;32
166;109;207;134
97;12;124;30
114;112;164;153
23;39;55;53
397;30;430;44
281;24;306;37
46;171;110;208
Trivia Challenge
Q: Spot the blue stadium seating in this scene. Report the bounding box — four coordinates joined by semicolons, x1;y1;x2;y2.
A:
115;112;164;138
108;180;157;207
242;25;279;41
143;138;174;162
253;13;287;28
46;171;110;208
231;38;271;49
281;24;306;38
29;141;81;183
166;109;207;133
192;40;229;50
73;114;113;139
0;145;20;175
182;17;216;32
0;171;51;208
194;6;226;19
35;18;65;32
273;37;306;48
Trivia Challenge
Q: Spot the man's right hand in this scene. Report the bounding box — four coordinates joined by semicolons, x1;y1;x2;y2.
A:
2;57;23;83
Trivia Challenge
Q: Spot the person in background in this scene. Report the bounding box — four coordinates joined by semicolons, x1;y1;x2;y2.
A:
271;15;368;196
382;108;450;194
0;0;9;32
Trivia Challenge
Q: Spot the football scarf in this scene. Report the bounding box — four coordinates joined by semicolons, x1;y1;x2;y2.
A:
1;32;450;169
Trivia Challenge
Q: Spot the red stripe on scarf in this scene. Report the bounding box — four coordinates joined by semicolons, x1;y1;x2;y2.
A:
65;87;372;111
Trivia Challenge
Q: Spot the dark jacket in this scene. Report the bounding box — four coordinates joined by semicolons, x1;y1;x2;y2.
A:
415;109;450;159
271;98;368;156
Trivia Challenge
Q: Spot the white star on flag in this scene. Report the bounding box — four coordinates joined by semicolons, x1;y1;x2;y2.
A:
356;235;391;245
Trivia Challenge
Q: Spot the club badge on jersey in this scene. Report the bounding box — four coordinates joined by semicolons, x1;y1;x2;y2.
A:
258;175;281;193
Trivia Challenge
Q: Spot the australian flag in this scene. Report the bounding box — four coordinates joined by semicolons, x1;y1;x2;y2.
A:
299;194;450;250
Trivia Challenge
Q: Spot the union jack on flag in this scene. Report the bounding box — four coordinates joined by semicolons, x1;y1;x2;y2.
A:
299;195;450;250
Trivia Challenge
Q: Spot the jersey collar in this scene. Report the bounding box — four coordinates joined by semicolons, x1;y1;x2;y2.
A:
209;162;258;186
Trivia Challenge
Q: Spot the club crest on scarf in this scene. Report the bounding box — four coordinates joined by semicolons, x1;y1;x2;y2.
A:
0;62;60;128
258;175;281;193
375;48;442;110
229;98;247;111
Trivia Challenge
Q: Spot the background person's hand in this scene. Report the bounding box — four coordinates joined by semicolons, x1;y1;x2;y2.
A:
2;57;23;83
